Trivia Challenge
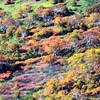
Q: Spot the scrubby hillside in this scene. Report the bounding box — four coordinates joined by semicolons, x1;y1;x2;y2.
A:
0;0;100;100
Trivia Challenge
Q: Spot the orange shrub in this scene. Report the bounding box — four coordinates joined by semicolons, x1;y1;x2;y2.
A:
43;54;55;64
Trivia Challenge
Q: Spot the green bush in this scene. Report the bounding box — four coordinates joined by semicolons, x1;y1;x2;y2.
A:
0;97;5;100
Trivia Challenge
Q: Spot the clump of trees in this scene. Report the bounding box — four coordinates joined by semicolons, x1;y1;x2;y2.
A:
4;0;14;5
84;3;100;16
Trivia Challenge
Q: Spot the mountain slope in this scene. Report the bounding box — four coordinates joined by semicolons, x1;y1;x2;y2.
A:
0;0;100;100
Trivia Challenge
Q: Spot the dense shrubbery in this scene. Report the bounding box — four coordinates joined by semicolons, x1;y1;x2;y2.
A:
0;0;100;100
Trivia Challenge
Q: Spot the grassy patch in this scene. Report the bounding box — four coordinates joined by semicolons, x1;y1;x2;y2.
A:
65;0;99;11
0;1;53;18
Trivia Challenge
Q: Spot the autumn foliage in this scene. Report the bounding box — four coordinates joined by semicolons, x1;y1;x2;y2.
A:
0;0;100;100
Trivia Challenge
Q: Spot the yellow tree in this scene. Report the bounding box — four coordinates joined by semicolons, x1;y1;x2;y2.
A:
6;25;16;37
15;26;27;38
53;15;63;25
43;78;59;96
